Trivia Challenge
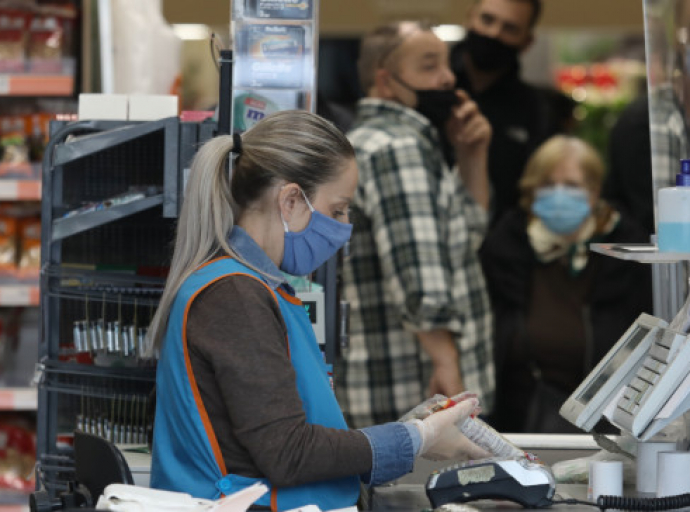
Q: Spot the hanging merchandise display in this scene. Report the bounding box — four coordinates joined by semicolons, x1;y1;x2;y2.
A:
230;0;318;133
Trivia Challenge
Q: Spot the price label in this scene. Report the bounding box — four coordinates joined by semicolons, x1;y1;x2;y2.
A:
0;75;10;94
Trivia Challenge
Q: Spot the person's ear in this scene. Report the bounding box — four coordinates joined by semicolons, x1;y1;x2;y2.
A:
278;183;302;224
373;68;396;99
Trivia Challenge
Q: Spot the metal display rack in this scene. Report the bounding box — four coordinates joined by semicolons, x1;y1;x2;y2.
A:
35;116;214;496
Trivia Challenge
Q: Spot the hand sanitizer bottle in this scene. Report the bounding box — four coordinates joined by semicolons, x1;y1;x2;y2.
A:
658;159;690;252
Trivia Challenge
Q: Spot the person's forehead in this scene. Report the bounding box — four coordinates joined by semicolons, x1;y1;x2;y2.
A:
396;30;447;61
475;0;534;28
551;156;584;180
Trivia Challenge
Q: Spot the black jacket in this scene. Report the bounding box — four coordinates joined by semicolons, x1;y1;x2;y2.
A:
480;209;653;432
451;42;555;225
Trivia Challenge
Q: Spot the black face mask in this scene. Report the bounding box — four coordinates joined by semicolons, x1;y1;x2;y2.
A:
391;74;460;131
465;29;520;72
391;75;460;166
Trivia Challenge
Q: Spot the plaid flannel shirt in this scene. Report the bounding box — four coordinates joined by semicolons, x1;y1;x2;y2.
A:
650;85;690;209
335;99;495;428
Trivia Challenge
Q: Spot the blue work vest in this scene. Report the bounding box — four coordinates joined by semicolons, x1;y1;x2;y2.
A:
150;257;360;511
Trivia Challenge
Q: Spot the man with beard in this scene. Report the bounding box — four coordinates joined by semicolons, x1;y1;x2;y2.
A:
336;21;495;428
452;0;552;225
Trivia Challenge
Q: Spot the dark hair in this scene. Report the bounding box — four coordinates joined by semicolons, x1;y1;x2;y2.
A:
524;0;542;27
475;0;542;28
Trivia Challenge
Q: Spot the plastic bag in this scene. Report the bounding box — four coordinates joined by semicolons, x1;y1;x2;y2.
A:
398;394;456;422
96;482;268;511
552;433;637;484
108;0;181;95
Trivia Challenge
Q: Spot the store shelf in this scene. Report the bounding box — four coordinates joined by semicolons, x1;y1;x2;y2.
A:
0;74;73;96
0;284;39;306
0;179;41;201
0;387;37;411
52;117;177;166
591;243;690;263
51;194;164;241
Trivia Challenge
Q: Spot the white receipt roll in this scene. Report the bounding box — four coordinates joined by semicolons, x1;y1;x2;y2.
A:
637;441;676;493
589;461;623;502
657;451;690;497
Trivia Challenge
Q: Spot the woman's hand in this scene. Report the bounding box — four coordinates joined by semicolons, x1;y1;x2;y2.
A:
408;397;491;461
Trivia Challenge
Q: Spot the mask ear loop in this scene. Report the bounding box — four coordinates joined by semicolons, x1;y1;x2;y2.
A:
280;186;314;232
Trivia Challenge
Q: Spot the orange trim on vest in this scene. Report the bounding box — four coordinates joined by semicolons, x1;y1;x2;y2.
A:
182;275;231;477
271;488;278;512
277;287;302;305
196;256;231;271
181;267;292;482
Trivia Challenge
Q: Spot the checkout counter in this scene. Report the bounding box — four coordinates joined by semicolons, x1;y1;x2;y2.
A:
119;434;603;510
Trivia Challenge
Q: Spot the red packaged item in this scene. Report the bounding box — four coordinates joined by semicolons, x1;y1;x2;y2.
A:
0;8;30;73
0;423;36;493
0;216;18;276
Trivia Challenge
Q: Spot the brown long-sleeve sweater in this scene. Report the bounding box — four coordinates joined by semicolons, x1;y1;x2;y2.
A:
186;274;372;488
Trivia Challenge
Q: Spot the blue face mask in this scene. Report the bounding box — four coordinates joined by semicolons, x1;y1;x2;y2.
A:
280;189;353;276
532;185;591;235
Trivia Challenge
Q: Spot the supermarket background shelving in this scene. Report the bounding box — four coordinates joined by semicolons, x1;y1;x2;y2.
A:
0;74;73;97
0;0;79;507
0;389;37;412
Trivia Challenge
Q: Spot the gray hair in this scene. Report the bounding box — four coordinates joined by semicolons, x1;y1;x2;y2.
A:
148;110;354;352
357;20;434;94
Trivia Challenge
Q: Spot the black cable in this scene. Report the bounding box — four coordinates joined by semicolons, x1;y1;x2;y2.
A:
597;494;690;511
550;497;599;508
550;493;690;511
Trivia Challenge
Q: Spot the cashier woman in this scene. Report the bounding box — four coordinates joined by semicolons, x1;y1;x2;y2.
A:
148;110;490;510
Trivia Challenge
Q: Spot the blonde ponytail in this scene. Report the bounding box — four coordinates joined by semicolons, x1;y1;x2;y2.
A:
148;135;238;352
148;110;354;354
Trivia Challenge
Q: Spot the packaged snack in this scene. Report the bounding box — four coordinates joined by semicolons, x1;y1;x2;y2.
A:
0;116;30;175
17;217;40;279
27;112;52;163
27;15;62;74
0;421;36;494
0;216;18;276
0;9;30;73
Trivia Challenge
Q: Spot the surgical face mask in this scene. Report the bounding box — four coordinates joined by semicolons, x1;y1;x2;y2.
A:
280;189;353;276
391;74;460;131
465;30;520;72
531;185;591;235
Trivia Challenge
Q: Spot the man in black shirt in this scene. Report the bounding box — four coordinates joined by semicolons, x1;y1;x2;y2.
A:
452;0;553;224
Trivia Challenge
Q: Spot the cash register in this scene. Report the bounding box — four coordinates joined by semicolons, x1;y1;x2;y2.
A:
560;312;690;440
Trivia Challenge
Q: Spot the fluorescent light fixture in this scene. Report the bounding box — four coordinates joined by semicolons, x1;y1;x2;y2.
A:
172;24;211;41
433;25;466;42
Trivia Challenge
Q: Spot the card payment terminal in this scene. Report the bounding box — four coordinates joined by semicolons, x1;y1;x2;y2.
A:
426;458;556;509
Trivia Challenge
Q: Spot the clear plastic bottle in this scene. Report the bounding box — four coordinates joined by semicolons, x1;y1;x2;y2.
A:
457;416;524;459
658;159;690;252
